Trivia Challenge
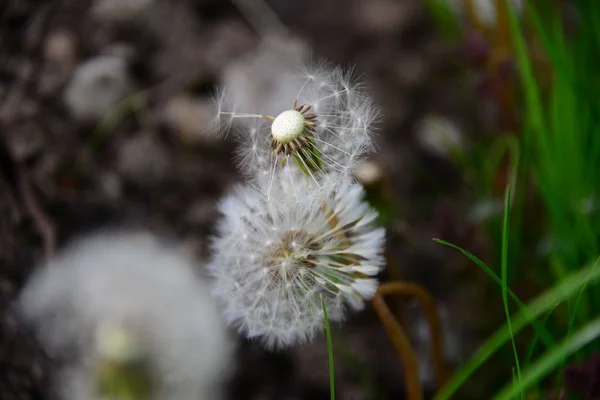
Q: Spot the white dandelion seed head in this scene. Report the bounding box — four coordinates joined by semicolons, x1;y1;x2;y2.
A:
216;59;381;191
18;230;234;400
208;176;386;349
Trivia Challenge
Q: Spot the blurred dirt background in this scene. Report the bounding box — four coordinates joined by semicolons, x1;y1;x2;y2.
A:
0;0;506;399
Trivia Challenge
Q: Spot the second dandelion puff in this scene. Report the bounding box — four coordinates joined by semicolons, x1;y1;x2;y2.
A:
209;177;385;349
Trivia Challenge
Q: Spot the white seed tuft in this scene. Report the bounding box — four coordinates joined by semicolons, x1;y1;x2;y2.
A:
215;61;380;192
208;175;386;349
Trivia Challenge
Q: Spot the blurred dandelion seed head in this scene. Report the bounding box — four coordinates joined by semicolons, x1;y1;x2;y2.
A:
18;231;234;400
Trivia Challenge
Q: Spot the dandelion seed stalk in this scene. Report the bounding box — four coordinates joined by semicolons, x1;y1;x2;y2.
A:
378;282;452;390
321;192;442;397
371;293;423;400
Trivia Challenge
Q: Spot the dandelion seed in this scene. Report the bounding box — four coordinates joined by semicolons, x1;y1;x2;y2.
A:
208;176;386;349
215;63;380;193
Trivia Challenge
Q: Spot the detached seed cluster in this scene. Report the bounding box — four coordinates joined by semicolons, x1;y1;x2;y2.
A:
269;100;318;157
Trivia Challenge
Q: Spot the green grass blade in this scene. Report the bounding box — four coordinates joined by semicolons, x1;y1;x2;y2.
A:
492;316;600;399
321;294;335;400
505;0;545;135
331;329;385;400
566;258;600;337
433;238;555;348
523;306;559;366
421;0;461;39
500;186;522;397
485;135;520;197
433;258;600;400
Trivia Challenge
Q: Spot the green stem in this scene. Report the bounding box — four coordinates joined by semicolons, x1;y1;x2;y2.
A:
321;294;336;400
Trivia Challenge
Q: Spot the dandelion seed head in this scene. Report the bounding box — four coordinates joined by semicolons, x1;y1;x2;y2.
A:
217;60;380;191
208;176;385;349
18;231;234;400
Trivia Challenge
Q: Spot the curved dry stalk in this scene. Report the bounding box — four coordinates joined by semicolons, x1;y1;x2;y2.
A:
371;292;423;400
494;0;511;48
320;193;429;397
377;281;452;390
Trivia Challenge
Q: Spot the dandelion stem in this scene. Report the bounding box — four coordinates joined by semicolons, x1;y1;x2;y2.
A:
377;281;452;390
321;294;336;400
371;293;423;400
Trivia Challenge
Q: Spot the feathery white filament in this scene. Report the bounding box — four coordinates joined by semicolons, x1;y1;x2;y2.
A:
208;176;385;349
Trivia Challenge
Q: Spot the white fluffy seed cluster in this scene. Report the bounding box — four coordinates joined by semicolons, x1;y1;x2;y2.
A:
208;60;386;348
216;62;379;190
18;231;234;400
209;174;385;349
